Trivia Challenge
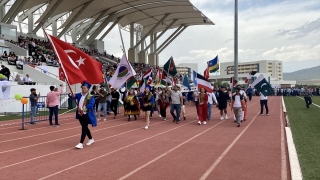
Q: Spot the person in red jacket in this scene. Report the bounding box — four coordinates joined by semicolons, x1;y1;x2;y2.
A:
198;87;208;125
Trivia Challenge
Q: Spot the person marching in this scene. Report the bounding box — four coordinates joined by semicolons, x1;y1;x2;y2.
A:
193;90;199;119
90;85;100;113
96;85;109;121
233;85;247;122
158;88;170;121
73;83;97;149
124;89;140;121
207;88;218;121
301;86;313;109
215;85;231;120
247;86;253;101
141;86;154;129
110;88;120;118
198;87;208;125
46;84;64;127
231;87;246;127
259;92;269;115
167;84;183;124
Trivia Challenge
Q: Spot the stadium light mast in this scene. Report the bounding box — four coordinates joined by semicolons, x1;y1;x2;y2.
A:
234;0;239;82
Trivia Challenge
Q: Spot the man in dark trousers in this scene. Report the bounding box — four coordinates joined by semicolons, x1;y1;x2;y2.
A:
247;86;253;101
301;86;313;109
110;88;120;118
0;65;10;81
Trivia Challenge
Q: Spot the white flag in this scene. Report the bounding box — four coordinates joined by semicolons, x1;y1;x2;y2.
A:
109;54;136;89
0;81;11;100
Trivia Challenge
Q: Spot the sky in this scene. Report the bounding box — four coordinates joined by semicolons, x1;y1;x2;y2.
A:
18;0;320;74
99;0;320;74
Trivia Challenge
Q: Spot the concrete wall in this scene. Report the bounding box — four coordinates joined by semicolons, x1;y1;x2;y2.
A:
0;23;17;42
89;40;104;54
3;41;28;56
23;65;66;86
0;84;55;113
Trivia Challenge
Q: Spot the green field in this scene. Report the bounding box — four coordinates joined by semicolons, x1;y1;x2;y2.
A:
311;96;320;105
284;96;320;180
0;109;76;121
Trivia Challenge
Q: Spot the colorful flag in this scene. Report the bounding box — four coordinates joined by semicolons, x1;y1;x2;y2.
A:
183;75;191;90
208;55;219;73
126;76;136;89
204;65;209;79
251;74;274;96
163;56;177;76
193;70;198;86
196;73;213;93
46;33;103;85
109;54;136;89
245;71;257;84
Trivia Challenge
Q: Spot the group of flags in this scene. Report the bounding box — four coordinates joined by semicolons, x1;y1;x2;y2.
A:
45;28;273;97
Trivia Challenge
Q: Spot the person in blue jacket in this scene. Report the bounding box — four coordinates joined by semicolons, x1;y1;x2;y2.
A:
71;82;97;149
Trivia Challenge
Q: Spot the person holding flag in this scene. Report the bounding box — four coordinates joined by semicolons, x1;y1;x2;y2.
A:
251;74;274;115
72;82;97;149
198;87;209;125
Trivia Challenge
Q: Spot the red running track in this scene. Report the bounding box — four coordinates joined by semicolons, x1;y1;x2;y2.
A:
0;96;290;180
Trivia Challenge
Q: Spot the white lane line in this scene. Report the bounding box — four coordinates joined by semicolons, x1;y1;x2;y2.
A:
118;121;224;180
0;121;164;170
199;112;259;180
37;120;198;180
281;97;288;180
296;96;320;108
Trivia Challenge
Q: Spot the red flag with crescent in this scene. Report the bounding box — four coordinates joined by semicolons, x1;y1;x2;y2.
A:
46;33;103;85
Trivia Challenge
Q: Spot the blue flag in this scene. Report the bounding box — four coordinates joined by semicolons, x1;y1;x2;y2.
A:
208;55;219;73
193;71;198;86
183;75;191;90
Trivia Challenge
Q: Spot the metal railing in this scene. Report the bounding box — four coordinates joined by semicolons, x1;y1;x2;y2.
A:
20;94;74;129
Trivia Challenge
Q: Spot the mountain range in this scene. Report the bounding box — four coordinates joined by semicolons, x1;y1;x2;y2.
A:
283;65;320;81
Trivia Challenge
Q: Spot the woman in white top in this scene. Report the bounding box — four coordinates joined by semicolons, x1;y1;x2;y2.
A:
259;92;269;115
231;88;245;127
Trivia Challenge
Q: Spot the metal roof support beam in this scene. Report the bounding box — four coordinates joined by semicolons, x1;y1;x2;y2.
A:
143;19;178;51
77;9;109;43
154;25;184;53
5;0;28;24
57;0;93;38
43;12;66;28
98;16;123;41
18;3;45;22
1;0;20;22
84;13;116;45
33;0;63;33
133;13;170;49
0;0;10;6
156;26;188;54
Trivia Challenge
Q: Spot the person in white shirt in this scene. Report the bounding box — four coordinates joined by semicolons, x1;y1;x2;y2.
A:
233;85;247;121
23;74;32;82
207;90;217;121
231;87;245;127
259;92;269;115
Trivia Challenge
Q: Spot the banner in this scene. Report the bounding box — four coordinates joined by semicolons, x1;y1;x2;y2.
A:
0;81;11;100
59;68;66;81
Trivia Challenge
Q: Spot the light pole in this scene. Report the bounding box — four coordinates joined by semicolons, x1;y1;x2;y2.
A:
234;0;238;82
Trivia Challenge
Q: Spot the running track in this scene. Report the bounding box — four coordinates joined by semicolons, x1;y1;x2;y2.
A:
0;96;290;180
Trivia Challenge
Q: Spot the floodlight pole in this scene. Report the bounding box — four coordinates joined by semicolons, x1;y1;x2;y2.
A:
234;0;238;82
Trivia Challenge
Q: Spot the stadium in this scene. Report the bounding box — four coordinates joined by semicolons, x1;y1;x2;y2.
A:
0;0;319;179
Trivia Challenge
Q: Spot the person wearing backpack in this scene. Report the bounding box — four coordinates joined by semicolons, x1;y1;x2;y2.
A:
231;87;245;127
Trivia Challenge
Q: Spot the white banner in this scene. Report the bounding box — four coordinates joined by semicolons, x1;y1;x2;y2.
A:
0;81;11;100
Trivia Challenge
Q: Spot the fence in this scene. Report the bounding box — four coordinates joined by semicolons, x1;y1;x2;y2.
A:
20;93;74;129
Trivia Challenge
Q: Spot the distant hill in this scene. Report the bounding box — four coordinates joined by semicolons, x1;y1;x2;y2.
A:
283;66;320;81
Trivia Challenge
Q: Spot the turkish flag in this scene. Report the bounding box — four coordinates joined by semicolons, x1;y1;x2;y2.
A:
46;34;103;85
58;67;66;81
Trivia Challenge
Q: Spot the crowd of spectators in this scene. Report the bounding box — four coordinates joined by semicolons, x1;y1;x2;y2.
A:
2;35;183;85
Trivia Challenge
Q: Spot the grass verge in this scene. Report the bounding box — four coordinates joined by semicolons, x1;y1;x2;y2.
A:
284;96;320;180
0;109;76;121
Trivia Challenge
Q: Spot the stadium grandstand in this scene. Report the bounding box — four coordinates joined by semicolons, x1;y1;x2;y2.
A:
0;0;213;113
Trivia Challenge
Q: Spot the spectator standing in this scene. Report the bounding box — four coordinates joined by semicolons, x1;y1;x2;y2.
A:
29;88;40;125
0;65;10;80
46;85;64;127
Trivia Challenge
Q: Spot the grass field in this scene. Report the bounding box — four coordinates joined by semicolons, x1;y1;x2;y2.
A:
310;96;320;105
0;109;76;121
284;96;320;180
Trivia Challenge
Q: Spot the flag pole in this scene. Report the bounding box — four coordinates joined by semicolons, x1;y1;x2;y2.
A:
41;27;78;108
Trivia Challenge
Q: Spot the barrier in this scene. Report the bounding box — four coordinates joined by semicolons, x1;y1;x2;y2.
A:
20;94;71;130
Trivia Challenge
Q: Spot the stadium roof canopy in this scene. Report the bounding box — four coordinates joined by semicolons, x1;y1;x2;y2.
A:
20;0;213;33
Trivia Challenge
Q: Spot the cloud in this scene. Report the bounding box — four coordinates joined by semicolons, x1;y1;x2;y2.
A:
275;18;320;39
